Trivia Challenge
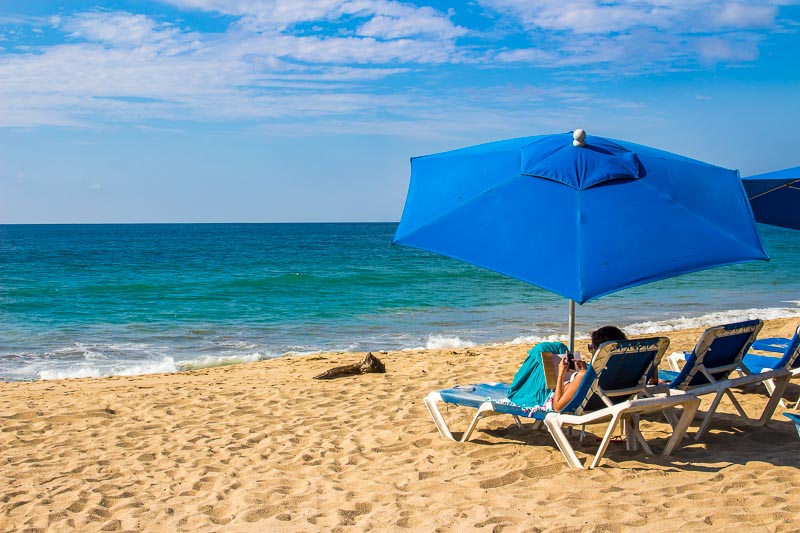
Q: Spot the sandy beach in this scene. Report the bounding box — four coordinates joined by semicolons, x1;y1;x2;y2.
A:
2;318;799;532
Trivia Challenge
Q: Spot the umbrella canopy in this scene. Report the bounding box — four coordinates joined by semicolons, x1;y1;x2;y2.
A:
393;131;768;347
743;166;800;230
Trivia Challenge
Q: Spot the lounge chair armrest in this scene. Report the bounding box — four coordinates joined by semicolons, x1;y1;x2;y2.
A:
728;368;790;388
646;383;674;395
666;351;690;372
625;394;700;415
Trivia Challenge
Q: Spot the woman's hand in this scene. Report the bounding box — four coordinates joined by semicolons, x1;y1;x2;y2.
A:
557;356;570;378
553;358;588;412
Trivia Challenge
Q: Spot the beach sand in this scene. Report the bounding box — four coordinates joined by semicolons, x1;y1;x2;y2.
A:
2;318;799;532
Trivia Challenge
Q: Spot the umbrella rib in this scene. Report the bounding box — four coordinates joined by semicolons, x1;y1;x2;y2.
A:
636;177;767;260
393;173;522;241
748;179;800;201
583;255;767;303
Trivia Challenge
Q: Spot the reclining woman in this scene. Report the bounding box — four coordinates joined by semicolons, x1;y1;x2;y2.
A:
504;326;627;413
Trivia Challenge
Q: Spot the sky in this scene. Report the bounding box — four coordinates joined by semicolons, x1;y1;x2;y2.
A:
1;1;799;223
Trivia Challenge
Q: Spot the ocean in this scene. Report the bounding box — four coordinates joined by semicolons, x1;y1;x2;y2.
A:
1;222;798;382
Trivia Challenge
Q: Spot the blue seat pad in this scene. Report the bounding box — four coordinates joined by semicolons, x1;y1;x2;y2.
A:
785;412;800;425
752;338;790;353
784;413;800;438
658;369;680;382
741;353;784;372
438;383;548;420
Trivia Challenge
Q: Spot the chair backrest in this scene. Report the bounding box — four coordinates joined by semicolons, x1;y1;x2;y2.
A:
561;337;670;415
671;319;763;389
775;324;800;370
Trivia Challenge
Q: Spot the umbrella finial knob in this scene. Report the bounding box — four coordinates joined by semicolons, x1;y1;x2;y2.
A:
573;129;587;147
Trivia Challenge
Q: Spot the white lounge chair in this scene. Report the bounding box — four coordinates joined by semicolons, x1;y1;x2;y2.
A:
657;319;790;439
739;324;800;409
424;337;701;469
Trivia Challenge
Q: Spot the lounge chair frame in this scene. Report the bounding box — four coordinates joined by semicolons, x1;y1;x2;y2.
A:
425;337;701;469
656;320;789;439
738;325;800;410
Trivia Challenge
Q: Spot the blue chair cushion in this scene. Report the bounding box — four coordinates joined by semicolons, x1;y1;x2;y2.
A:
438;383;549;420
752;337;790;353
741;353;783;373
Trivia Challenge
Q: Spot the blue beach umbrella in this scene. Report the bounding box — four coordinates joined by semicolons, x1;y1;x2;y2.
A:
392;130;769;349
743;166;800;230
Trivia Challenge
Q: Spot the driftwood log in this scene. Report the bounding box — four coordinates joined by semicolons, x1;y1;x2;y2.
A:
313;352;386;380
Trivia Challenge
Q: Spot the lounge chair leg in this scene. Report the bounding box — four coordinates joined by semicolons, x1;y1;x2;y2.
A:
424;392;455;441
755;373;791;427
761;378;787;408
461;403;494;442
626;417;653;456
724;389;749;419
624;417;637;452
663;398;701;456
666;352;685;372
589;415;621;469
763;377;798;410
661;406;680;429
694;391;725;440
544;415;584;469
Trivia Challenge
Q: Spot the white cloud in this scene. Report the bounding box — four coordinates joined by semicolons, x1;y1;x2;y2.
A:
479;0;669;34
479;1;786;34
476;0;790;67
161;0;467;39
694;34;761;63
243;32;456;64
62;12;179;47
708;3;777;28
358;11;466;40
0;1;795;129
494;48;557;63
0;5;469;128
162;0;344;27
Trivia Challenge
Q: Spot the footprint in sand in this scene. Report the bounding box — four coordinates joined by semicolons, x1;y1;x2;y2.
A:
242;505;283;522
474;516;516;530
338;503;371;526
479;471;521;489
521;463;564;478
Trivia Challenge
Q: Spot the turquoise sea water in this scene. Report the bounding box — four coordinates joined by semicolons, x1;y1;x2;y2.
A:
1;222;798;381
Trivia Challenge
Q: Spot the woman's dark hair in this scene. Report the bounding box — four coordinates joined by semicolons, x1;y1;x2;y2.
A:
591;326;627;347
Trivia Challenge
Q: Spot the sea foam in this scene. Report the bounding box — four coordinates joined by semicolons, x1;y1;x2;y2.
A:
27;304;800;381
38;357;178;381
625;304;800;336
424;335;476;350
506;333;576;346
177;353;265;371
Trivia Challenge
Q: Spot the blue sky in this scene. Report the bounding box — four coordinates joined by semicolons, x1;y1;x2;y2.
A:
1;1;799;223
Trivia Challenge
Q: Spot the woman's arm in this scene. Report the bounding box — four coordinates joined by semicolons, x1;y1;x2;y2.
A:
552;359;587;412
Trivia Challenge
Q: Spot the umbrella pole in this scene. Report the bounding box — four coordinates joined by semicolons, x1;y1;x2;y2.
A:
568;300;576;352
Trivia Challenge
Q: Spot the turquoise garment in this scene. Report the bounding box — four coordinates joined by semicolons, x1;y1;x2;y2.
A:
506;341;569;408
